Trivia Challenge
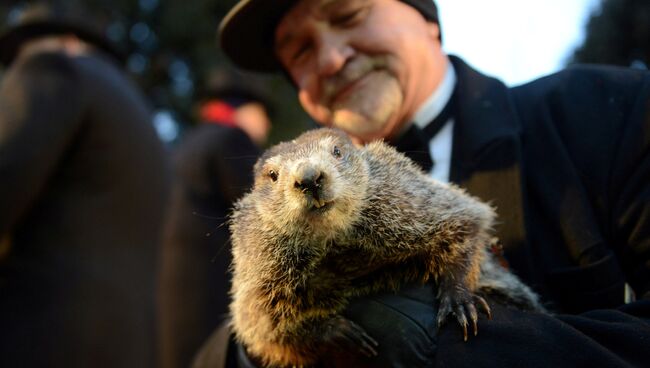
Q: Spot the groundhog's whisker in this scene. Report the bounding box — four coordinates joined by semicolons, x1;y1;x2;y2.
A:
191;211;226;221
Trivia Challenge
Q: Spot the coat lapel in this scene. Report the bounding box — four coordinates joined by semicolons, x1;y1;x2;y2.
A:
448;56;531;268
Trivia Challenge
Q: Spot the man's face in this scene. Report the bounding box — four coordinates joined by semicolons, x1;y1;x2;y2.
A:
275;0;446;142
234;102;272;146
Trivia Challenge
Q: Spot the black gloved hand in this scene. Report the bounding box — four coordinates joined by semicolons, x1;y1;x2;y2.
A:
193;282;439;368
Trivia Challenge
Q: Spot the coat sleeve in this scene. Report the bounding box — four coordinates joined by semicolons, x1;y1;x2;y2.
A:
434;297;650;368
0;53;84;236
343;290;650;368
199;285;650;368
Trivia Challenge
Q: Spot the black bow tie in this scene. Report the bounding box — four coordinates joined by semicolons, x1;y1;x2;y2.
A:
390;98;454;172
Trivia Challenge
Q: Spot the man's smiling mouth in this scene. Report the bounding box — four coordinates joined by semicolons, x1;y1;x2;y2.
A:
328;72;374;107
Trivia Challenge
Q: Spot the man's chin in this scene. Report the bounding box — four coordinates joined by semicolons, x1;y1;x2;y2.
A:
327;73;403;141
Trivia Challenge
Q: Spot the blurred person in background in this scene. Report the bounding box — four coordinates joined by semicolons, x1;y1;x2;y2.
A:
0;2;170;367
158;70;273;368
193;0;650;367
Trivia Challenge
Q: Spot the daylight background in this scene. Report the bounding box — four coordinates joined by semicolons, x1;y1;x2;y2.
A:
1;0;648;144
437;0;601;86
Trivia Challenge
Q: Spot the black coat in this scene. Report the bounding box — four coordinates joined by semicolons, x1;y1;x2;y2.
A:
426;56;650;367
448;55;650;310
159;124;260;368
0;50;170;368
195;56;650;367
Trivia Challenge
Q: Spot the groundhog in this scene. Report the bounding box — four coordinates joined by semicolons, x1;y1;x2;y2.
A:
229;128;543;367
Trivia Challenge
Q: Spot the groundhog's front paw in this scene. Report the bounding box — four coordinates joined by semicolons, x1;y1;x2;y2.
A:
321;315;379;358
437;288;492;341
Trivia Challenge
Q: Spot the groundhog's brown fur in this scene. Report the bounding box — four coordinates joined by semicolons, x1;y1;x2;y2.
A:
229;128;543;367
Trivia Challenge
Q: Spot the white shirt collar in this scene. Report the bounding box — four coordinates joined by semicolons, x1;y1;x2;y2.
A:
412;60;456;130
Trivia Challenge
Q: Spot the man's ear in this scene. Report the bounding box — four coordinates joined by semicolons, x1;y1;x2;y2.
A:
426;22;441;43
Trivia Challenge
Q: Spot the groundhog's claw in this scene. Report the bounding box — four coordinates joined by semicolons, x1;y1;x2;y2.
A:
477;295;492;320
324;316;379;357
452;304;470;341
437;291;492;341
466;302;479;337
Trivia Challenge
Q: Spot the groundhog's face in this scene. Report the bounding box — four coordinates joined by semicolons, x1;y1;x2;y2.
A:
251;128;369;238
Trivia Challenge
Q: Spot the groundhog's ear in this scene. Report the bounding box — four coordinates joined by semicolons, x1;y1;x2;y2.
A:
329;128;353;145
253;157;266;176
255;141;293;174
253;150;275;175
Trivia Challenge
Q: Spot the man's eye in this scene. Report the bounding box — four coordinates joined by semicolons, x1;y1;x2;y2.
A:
292;43;311;62
332;11;358;25
331;6;366;26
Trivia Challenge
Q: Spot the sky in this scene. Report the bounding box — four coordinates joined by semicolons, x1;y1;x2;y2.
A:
437;0;601;86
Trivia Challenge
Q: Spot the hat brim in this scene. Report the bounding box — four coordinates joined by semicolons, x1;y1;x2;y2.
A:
0;20;125;66
218;0;297;73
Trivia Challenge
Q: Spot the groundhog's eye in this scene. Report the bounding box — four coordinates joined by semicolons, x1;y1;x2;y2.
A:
332;146;341;158
268;170;278;182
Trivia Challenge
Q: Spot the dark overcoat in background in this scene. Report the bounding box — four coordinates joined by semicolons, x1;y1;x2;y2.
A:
0;49;171;368
159;124;260;368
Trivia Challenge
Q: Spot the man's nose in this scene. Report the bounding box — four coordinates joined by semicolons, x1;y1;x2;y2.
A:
315;32;353;76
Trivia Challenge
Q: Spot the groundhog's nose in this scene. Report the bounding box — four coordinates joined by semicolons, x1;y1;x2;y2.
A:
294;167;323;192
293;166;326;203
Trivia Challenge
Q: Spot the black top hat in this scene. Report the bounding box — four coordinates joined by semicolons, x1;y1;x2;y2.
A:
0;2;125;66
218;0;296;73
218;0;439;73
